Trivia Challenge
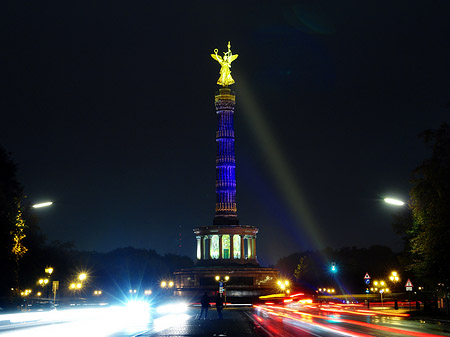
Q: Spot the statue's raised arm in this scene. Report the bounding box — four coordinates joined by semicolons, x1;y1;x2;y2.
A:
211;41;238;87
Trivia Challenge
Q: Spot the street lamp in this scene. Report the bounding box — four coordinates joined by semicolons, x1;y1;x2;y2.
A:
389;271;400;283
388;271;400;309
160;280;174;297
160;280;174;289
276;279;291;295
38;278;49;286
384;198;405;206
372;280;389;307
215;275;230;304
78;273;87;282
32;201;53;208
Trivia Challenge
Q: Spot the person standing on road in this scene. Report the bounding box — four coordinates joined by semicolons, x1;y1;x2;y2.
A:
199;292;210;319
215;293;224;319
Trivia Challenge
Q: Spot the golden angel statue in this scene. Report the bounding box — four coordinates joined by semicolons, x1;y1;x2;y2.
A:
211;41;238;86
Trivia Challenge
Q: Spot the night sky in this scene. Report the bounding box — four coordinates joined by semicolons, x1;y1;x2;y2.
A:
2;1;449;266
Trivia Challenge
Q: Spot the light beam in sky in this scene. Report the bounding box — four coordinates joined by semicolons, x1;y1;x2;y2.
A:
235;77;325;250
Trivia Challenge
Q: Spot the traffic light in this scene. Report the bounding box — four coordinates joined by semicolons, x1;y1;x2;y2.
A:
331;262;337;273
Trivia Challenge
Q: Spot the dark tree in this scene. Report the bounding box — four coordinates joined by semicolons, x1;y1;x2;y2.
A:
407;122;450;287
0;146;27;297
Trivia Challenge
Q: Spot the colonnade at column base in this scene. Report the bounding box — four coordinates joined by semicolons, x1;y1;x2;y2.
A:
193;224;260;266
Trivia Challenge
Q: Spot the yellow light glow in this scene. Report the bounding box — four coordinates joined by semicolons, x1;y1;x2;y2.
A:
161;281;167;288
45;267;54;275
70;283;76;289
381;281;385;286
76;283;82;289
374;281;379;286
224;276;230;281
215;276;220;281
168;281;174;288
284;280;289;286
37;292;42;297
78;273;87;281
259;294;286;299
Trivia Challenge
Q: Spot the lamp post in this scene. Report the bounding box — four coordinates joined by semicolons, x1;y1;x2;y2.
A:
45;266;53;299
38;278;49;299
215;275;230;304
160;279;174;298
69;282;83;302
372;280;389;308
389;271;400;309
276;279;291;295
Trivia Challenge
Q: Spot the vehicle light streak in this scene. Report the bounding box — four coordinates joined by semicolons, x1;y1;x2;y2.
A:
355;309;410;317
0;305;151;337
319;307;376;316
255;305;445;337
255;305;370;337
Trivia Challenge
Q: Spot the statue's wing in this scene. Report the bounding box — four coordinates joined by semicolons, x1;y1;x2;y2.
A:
211;54;223;62
229;54;238;62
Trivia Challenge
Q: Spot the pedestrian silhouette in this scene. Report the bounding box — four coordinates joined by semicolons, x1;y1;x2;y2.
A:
215;293;224;319
198;292;210;319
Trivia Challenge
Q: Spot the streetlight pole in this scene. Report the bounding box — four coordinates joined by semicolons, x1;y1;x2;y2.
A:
215;275;230;305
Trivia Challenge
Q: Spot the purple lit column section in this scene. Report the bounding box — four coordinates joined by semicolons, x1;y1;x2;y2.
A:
214;87;239;225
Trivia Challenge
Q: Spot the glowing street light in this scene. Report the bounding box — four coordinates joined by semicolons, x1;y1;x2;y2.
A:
277;279;290;294
160;280;174;289
38;278;49;286
389;271;400;282
373;280;389;307
78;273;87;281
32;201;53;208
384;198;405;206
215;275;230;303
70;283;82;290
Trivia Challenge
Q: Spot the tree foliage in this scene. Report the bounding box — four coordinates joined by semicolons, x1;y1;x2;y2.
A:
0;146;27;296
407;122;450;286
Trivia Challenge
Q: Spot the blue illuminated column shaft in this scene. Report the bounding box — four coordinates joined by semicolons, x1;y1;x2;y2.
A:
214;87;239;225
